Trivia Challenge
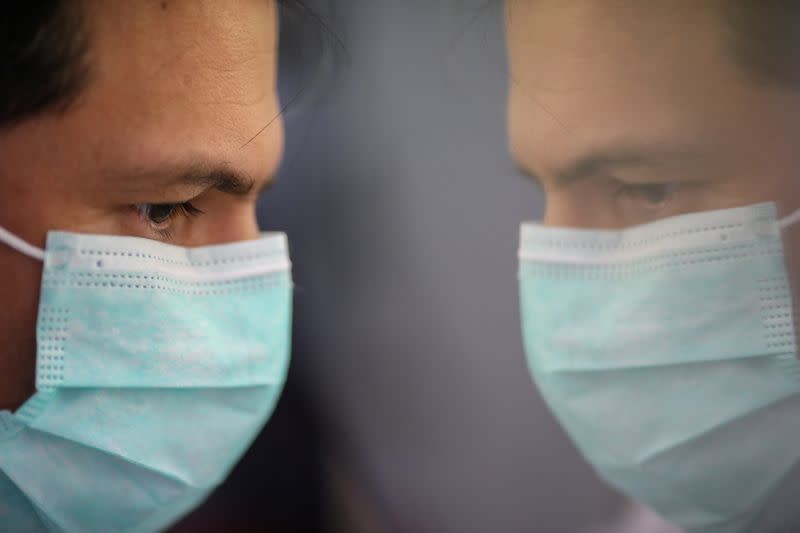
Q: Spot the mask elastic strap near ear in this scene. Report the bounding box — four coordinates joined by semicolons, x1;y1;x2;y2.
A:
0;226;45;262
780;209;800;231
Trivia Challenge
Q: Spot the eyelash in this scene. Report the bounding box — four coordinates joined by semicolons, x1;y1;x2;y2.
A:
613;182;679;209
134;201;204;240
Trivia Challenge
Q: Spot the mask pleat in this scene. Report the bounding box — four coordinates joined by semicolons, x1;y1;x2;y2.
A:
518;202;800;533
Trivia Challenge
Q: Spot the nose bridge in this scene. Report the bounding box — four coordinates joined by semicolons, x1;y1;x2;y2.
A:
542;201;566;228
541;192;590;229
543;189;627;230
200;203;261;246
237;206;261;240
227;205;261;242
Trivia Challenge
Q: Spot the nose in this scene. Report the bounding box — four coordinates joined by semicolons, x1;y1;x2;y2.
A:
223;206;261;242
542;191;623;230
193;203;261;247
542;202;573;228
541;192;589;228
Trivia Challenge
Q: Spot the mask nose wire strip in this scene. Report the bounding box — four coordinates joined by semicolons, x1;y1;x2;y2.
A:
779;209;800;231
0;226;45;262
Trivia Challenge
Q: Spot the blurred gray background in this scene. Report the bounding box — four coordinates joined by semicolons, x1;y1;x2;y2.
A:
263;1;624;531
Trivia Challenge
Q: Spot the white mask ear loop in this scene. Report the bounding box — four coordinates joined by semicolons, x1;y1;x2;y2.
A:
779;209;800;231
0;226;45;262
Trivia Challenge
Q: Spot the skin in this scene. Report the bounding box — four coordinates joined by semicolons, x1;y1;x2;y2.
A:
0;0;283;411
506;0;800;230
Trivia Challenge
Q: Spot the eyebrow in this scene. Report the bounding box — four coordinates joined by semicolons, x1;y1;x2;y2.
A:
117;162;274;198
176;167;259;196
545;143;706;187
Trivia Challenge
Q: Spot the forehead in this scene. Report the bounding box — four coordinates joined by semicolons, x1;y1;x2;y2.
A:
505;0;750;175
75;0;280;174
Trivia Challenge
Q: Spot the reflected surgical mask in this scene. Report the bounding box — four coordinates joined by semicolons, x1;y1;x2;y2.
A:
518;203;800;533
0;227;292;532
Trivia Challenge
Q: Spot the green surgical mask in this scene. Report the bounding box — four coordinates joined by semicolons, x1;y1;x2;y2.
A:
518;203;800;533
0;228;293;532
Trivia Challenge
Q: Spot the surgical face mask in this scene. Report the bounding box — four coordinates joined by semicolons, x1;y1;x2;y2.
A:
518;203;800;533
0;227;292;532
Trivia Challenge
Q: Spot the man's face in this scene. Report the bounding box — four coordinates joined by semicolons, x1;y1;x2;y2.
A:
0;0;282;410
506;0;800;229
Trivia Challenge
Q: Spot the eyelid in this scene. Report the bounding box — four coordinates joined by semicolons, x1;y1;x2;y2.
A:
613;181;682;210
617;181;680;192
133;201;205;241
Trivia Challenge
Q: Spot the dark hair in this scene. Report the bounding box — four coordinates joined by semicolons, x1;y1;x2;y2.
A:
722;1;800;88
0;2;90;127
0;0;319;129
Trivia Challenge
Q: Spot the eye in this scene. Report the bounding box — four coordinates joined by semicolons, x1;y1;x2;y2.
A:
614;182;679;210
134;202;204;233
139;204;178;226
